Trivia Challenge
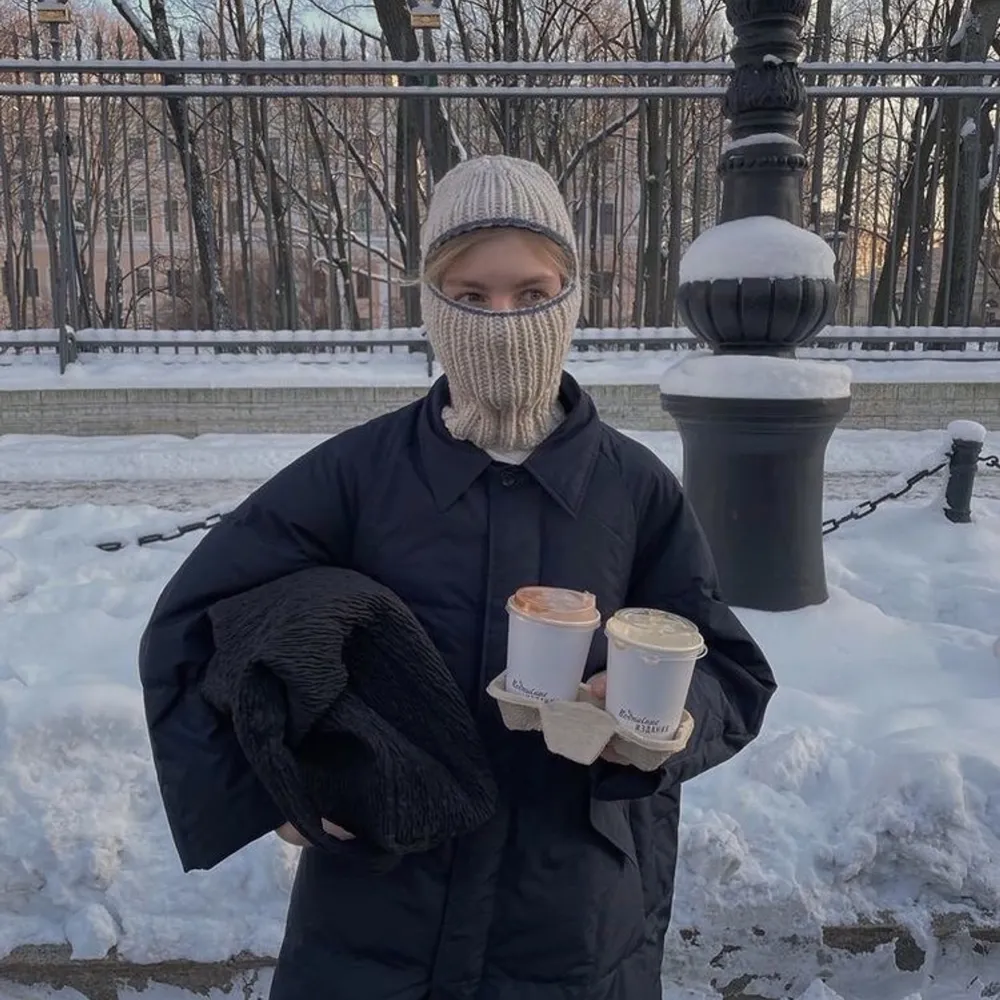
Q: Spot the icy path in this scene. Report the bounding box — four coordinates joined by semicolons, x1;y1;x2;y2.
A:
2;469;996;512
0;427;996;513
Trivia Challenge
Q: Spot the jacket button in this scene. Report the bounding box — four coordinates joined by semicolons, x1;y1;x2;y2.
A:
500;471;518;487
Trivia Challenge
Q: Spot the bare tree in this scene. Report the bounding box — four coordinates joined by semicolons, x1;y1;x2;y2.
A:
109;0;234;329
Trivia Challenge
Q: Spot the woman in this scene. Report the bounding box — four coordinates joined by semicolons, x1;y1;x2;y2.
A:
139;154;775;1000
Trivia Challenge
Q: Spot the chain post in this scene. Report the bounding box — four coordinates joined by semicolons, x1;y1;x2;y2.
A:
944;433;985;523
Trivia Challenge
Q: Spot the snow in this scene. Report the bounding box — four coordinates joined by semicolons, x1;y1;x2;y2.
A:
3;349;1000;390
682;501;1000;936
660;354;852;400
0;429;998;992
722;131;799;152
949;419;988;444
961;117;978;138
679;216;837;283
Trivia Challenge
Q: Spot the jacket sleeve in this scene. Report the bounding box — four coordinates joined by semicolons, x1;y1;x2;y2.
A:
138;440;356;871
593;459;775;801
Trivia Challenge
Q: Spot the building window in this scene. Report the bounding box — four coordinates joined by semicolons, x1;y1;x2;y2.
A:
127;135;145;162
228;199;242;235
132;198;148;233
166;268;181;294
108;199;122;229
164;198;180;233
135;268;151;293
351;194;372;232
355;271;371;299
24;266;39;298
598;201;616;233
312;268;327;299
160;134;178;162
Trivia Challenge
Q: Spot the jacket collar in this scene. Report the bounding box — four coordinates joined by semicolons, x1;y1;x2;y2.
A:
417;373;602;515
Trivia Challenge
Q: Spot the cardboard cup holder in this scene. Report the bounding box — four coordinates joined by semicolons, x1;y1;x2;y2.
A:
486;671;693;771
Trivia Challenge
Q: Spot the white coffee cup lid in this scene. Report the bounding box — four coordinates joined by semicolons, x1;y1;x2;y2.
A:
507;586;601;628
605;608;704;655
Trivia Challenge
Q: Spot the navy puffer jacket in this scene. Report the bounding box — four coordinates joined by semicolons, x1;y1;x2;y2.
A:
139;374;775;1000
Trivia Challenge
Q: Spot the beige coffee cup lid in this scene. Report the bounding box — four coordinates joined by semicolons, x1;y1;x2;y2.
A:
606;608;705;655
509;586;600;626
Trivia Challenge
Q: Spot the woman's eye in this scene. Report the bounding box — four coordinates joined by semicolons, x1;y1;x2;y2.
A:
520;289;549;305
456;291;484;305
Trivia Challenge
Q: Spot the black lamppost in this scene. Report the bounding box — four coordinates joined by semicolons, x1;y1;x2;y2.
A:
661;0;851;612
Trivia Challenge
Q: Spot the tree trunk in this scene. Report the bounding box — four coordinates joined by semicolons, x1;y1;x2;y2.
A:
373;0;462;181
932;0;1000;326
111;0;234;329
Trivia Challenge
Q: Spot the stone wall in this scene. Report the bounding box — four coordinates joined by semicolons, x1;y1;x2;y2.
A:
1;381;998;436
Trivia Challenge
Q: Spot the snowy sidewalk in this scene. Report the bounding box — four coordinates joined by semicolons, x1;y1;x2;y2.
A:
1;431;999;1000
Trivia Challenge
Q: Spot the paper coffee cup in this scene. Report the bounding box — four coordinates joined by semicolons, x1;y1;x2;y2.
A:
505;587;601;703
604;609;706;740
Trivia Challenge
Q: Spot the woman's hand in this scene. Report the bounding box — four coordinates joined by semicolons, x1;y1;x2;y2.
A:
276;819;356;846
585;671;608;701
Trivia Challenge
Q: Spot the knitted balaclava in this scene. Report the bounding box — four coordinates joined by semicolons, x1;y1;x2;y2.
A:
421;155;582;454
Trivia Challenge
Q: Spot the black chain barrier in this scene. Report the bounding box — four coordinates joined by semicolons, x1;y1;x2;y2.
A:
822;449;1000;535
95;512;226;552
821;460;950;535
91;451;1000;552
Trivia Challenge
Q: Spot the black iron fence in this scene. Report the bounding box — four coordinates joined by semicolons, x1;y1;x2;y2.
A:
4;41;1000;340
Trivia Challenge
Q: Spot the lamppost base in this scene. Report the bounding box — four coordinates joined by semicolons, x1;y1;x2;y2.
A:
662;392;851;613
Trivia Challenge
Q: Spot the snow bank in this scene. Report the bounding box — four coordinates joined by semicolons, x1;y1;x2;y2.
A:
660;354;852;400
673;498;1000;943
1;460;999;964
1;342;1000;391
679;216;837;283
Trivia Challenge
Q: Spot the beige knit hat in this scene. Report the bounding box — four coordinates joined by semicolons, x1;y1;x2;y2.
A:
420;156;583;454
421;155;579;262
